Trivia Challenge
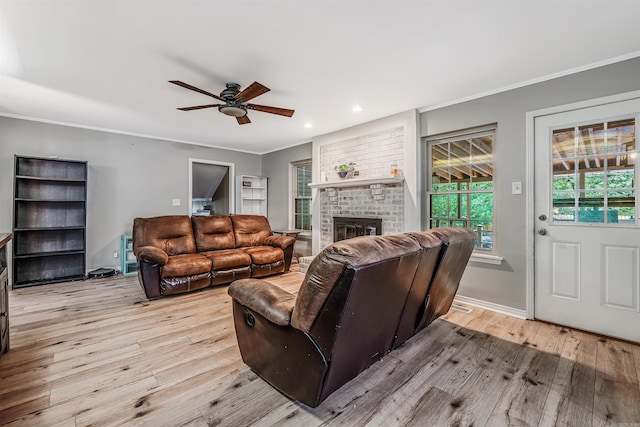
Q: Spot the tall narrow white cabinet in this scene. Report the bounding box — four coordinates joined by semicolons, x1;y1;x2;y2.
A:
236;175;267;215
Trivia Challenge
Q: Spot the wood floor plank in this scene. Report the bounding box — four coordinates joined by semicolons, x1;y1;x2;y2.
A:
2;270;640;426
593;337;640;426
635;344;640;394
122;366;245;426
484;320;571;426
539;329;597;427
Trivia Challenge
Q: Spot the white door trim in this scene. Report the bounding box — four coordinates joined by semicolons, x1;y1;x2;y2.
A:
525;90;640;320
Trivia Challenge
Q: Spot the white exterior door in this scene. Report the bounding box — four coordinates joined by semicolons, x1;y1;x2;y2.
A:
534;96;640;343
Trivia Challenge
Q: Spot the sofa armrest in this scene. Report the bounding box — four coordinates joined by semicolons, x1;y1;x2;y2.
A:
264;235;296;250
228;278;296;326
136;245;169;265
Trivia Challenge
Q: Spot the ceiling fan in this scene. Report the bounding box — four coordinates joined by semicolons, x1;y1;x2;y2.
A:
169;80;295;125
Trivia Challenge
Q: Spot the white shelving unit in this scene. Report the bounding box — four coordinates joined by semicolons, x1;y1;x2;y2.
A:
236;175;267;215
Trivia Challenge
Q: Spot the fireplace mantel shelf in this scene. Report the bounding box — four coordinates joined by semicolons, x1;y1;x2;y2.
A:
309;175;404;190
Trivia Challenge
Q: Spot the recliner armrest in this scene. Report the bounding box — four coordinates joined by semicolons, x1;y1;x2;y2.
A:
135;245;169;265
264;235;295;250
228;278;296;326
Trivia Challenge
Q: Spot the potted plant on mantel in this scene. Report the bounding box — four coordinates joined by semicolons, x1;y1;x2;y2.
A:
334;162;356;179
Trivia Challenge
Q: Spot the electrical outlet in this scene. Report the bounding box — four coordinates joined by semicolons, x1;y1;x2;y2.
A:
172;198;181;206
113;250;119;259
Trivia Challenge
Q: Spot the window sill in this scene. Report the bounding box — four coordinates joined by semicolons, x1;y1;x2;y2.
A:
469;253;503;265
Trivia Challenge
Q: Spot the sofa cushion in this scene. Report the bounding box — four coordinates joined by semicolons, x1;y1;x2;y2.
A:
202;249;252;270
133;215;196;256
192;215;236;251
161;253;212;278
243;246;284;265
231;215;272;248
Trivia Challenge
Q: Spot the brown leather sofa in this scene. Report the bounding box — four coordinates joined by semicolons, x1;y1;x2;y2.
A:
228;227;475;407
132;214;295;299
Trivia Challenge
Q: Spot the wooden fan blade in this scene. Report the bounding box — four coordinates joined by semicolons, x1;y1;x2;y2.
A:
246;103;295;117
235;82;270;102
169;80;225;101
236;115;251;125
177;104;221;111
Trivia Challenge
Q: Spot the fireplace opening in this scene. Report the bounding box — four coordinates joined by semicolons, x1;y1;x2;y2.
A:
333;217;382;242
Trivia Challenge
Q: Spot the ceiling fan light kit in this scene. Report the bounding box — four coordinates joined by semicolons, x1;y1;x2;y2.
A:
169;80;294;125
219;105;247;117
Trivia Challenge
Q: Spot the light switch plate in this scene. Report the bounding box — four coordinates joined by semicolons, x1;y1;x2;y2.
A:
172;198;181;206
512;182;523;195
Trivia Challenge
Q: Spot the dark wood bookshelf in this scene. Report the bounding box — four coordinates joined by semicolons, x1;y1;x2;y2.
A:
12;156;87;288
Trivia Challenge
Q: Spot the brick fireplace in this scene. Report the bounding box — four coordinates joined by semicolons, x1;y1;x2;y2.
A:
311;110;420;254
315;126;405;249
319;182;404;248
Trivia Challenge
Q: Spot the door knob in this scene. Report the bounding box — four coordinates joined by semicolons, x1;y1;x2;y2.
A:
538;214;547;221
537;228;547;235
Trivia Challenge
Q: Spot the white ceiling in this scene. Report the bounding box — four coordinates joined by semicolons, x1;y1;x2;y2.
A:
1;1;639;154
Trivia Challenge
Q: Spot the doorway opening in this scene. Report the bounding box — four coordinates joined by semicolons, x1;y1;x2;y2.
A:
189;159;235;216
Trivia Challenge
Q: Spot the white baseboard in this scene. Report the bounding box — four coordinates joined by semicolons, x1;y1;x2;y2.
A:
454;295;527;319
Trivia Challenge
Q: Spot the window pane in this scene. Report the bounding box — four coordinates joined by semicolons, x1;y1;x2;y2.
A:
606;119;635;153
430;194;449;217
470;193;493;221
610;206;635;224
471;181;493;191
608;169;634;189
432;145;449;168
294;198;312;230
428;129;495;251
578;124;605;156
471;136;493;183
583;171;604;190
450;140;470;166
470;220;493;250
553;128;576;161
432;180;456;192
577;191;605;223
293;161;312;230
460;193;468;219
447;194;460;217
553;188;576;222
471;136;493;164
555;206;577;222
553;173;575;191
296;164;312;197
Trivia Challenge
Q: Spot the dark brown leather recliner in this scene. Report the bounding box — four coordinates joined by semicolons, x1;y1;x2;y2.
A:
228;227;475;407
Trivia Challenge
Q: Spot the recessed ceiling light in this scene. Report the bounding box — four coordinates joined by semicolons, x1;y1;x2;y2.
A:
304;123;312;128
352;105;363;112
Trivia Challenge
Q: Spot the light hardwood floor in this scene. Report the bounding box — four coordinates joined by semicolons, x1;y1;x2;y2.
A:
1;267;640;426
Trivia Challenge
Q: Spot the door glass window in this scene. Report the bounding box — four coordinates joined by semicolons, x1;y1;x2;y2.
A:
551;118;636;224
